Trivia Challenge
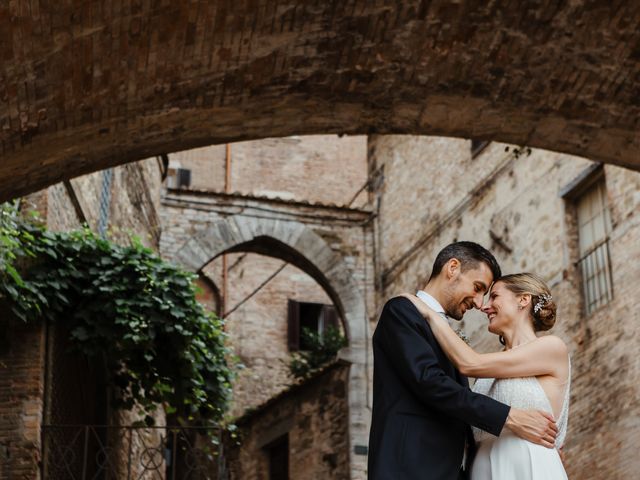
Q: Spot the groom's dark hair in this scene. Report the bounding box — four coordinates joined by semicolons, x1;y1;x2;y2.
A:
429;241;501;282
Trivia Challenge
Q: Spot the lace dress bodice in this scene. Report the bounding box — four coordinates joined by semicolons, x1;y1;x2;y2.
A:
472;360;571;447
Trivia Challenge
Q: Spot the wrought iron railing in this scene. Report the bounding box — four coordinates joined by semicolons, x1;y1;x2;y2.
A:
41;425;226;480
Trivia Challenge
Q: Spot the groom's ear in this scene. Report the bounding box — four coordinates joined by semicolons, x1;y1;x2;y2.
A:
445;258;461;279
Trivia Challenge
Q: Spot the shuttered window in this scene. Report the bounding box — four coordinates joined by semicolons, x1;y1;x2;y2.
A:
287;300;339;351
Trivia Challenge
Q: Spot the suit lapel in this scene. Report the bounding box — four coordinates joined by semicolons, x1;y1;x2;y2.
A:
409;301;463;382
421;318;459;379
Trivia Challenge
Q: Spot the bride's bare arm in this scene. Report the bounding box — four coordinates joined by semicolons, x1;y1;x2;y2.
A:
399;294;568;379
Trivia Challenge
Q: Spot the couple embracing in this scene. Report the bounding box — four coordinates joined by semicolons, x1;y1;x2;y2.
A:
368;242;570;479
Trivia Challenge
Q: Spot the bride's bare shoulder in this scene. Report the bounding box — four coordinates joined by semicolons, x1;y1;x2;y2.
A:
536;335;569;357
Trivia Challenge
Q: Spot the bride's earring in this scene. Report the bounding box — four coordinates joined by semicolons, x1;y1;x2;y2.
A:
518;305;524;310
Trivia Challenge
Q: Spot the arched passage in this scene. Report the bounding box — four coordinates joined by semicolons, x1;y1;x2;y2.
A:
172;215;370;478
194;274;222;317
1;1;639;200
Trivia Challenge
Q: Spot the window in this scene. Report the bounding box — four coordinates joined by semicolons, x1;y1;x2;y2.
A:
166;167;192;189
266;435;288;480
287;300;339;351
177;168;192;188
470;139;490;158
564;166;613;315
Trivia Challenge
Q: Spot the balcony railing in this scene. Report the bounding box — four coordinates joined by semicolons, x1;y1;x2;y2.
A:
41;425;225;480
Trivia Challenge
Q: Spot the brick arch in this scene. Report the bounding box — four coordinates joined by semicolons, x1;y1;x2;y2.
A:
173;215;369;478
175;216;366;346
1;1;639;202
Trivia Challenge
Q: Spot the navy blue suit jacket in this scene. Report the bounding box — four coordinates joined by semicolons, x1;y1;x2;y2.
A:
368;297;510;480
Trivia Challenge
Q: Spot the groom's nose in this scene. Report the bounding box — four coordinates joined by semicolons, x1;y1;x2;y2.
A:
473;293;484;309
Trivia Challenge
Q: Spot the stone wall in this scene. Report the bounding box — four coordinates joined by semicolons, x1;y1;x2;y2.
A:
38;158;162;248
225;361;351;480
369;135;640;479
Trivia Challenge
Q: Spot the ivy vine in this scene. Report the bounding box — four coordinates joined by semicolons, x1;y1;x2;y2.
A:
289;326;347;379
0;203;233;425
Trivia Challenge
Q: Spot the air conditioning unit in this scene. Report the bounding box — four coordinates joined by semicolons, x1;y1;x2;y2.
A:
166;167;192;189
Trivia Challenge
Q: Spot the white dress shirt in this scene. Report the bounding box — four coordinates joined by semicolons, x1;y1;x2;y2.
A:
416;290;446;316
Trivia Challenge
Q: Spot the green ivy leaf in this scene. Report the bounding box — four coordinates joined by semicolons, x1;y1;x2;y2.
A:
0;202;233;425
5;264;25;287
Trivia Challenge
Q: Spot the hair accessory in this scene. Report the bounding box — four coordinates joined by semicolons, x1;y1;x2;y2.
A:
533;293;552;314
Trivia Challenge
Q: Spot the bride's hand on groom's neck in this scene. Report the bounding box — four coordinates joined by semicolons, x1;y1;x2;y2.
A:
398;293;438;320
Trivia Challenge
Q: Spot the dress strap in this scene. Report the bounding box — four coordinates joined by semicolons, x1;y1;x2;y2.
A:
556;356;571;447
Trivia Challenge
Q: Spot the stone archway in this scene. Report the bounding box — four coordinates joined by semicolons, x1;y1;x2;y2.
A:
173;214;370;479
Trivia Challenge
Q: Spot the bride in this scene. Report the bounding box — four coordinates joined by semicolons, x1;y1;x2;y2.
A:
403;272;570;480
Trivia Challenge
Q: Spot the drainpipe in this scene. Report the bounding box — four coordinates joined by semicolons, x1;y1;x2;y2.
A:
222;145;231;316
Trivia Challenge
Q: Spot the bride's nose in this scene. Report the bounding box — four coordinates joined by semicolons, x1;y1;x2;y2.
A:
481;303;491;313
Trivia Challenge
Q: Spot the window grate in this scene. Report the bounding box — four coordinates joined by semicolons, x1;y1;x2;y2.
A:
97;169;113;237
578;239;613;315
575;177;613;315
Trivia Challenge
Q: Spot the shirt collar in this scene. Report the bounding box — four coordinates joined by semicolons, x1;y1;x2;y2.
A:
416;290;446;314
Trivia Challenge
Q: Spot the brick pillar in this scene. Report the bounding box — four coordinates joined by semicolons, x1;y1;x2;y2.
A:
0;306;47;479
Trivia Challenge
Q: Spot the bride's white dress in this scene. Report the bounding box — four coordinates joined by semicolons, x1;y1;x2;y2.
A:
471;362;571;480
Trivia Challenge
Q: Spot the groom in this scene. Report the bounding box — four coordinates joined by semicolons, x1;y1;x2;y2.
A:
368;242;558;479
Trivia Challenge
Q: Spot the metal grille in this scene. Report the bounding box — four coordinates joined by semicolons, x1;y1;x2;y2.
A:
576;178;613;315
98;169;114;237
578;239;613;315
41;425;224;480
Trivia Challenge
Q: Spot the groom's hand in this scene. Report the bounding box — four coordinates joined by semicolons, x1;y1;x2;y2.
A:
504;408;558;448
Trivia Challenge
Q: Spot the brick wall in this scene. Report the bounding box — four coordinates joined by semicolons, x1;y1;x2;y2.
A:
2;2;639;202
160;134;639;479
0;158;162;479
370;135;640;479
160;190;376;421
203;253;334;417
225;361;351;480
0;309;47;479
168;135;368;207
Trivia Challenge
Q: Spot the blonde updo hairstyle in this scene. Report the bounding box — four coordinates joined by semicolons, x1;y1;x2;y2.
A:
497;273;557;332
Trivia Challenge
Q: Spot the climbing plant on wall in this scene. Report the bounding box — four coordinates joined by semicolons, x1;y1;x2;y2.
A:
0;202;233;425
289;326;347;379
